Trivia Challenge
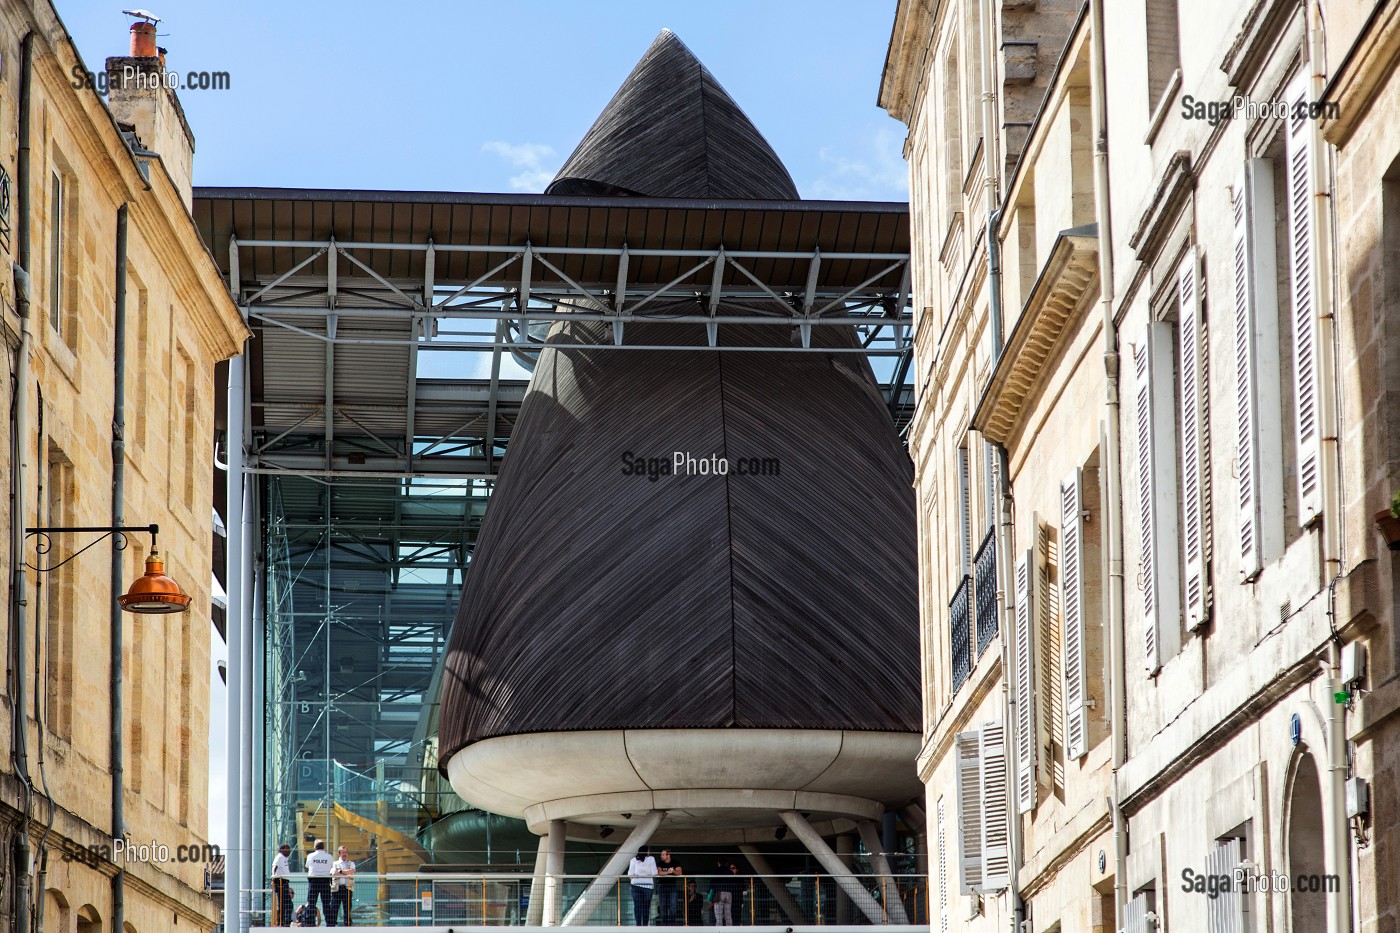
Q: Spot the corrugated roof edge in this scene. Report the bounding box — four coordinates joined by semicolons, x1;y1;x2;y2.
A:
192;187;910;214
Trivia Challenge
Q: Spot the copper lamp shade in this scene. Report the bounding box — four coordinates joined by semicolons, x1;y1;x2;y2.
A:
118;550;192;614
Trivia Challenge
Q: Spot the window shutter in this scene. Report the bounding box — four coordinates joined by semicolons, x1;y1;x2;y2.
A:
1178;247;1208;630
1284;73;1321;525
1036;519;1058;778
1134;326;1181;673
1123;892;1156;933
1014;549;1037;813
978;722;1010;892
1205;838;1247;933
954;732;983;893
958;446;973;575
1061;470;1088;759
936;798;949;933
1233;162;1285;580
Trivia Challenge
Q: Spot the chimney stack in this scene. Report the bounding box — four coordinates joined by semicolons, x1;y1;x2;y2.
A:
129;21;157;57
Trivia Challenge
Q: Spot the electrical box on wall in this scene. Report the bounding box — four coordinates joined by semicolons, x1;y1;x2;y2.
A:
1346;776;1370;818
1341;642;1367;687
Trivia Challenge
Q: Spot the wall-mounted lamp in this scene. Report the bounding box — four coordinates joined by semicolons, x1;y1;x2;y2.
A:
26;523;192;614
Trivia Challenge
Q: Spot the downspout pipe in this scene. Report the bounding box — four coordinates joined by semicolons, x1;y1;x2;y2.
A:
224;347;245;933
12;31;36;933
111;202;129;933
1086;0;1128;929
1304;3;1350;925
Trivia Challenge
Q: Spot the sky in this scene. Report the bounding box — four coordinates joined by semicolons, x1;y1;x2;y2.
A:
56;0;910;847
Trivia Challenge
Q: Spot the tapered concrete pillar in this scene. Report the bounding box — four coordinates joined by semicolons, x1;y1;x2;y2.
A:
543;819;567;926
527;835;549;926
901;804;929;878
778;811;885;924
858;820;909;923
739;845;807;924
834;834;854;924
561;811;665;926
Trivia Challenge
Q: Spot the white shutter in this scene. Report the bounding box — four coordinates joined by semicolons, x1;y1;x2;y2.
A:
1178;248;1208;630
1284;73;1322;524
1060;470;1088;759
1134;327;1181;673
1233;161;1286;580
954;731;983;893
1205;838;1246;933
978;722;1010;892
1014;549;1037;813
936;797;949;933
1123;892;1156;933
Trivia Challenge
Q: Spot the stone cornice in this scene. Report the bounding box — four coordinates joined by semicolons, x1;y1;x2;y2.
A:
1321;0;1400;148
1126;150;1194;259
972;228;1098;445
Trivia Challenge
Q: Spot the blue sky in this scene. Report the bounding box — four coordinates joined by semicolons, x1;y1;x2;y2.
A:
58;1;908;846
60;0;910;200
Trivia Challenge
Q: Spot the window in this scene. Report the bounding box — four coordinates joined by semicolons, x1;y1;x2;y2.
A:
44;445;75;740
1134;320;1182;673
1013;545;1038;812
1123;888;1157;933
1206;831;1251;932
1038;516;1065;793
935;797;949;933
1176;249;1210;630
957;444;973;576
1060;469;1089;759
940;40;963;225
129;268;150;448
1145;0;1181;111
48;171;63;335
954;723;1009;895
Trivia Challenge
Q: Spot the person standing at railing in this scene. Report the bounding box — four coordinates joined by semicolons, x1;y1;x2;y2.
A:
305;839;336;925
271;843;294;926
627;845;659;925
330;845;356;926
655;849;683;924
709;862;740;926
686;882;704;926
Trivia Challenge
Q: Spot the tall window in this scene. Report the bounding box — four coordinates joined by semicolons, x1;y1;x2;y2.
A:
44;444;74;739
1145;0;1181;111
48;171;63;335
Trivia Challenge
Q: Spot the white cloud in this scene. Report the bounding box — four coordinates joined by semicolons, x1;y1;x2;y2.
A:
804;125;910;202
482;141;559;192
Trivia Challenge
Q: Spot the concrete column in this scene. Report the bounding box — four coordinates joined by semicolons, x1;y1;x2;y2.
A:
834;834;854;924
778;811;886;925
562;811;665;926
858;820;909;923
544;819;566;926
739;845;807;924
527;835;548;926
901;805;929;878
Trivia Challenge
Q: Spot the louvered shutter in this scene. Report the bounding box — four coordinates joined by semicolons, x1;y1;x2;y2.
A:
954;732;983;893
979;722;1010;892
1284;73;1322;524
1061;470;1088;759
1123;892;1155;933
1178;248;1208;630
1205;838;1246;933
1036;519;1057;771
1233;162;1285;580
936;798;949;933
1014;549;1037;813
1134;326;1181;673
958;446;973;575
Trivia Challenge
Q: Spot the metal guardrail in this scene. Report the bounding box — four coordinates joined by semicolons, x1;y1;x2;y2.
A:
244;872;929;928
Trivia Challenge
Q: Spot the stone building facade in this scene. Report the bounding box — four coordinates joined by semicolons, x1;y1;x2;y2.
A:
0;1;247;930
882;0;1394;931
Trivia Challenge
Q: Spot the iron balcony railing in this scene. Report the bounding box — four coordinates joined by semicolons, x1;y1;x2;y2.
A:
243;871;930;929
950;575;972;693
973;528;998;658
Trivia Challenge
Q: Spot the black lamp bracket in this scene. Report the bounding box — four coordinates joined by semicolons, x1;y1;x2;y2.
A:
23;524;159;573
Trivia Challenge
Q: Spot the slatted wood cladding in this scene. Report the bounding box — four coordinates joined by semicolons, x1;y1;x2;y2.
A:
437;318;919;759
548;30;798;201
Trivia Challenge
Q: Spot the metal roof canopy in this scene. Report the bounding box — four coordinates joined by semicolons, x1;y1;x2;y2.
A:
195;188;913;482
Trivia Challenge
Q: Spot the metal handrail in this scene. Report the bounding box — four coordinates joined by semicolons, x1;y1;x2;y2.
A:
243;871;930;928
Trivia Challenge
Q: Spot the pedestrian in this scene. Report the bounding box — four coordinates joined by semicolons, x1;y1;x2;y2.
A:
292;903;320;927
330;845;356;926
271;843;294;926
655;848;683;924
708;862;737;926
305;839;335;924
686;881;704;926
628;845;659;925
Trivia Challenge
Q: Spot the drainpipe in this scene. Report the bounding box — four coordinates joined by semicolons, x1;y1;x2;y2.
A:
11;31;36;933
1304;2;1350;924
111;202;130;933
1084;0;1128;929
